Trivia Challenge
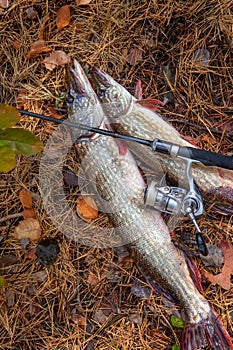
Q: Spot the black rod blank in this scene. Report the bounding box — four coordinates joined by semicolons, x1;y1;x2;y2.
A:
18;109;233;170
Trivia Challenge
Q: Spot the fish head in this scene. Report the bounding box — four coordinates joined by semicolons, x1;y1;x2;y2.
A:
91;67;133;119
66;60;104;138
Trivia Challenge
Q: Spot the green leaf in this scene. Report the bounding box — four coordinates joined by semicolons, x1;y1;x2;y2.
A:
0;276;6;287
0;143;16;172
0;104;21;128
0;128;44;155
171;315;185;328
172;345;180;350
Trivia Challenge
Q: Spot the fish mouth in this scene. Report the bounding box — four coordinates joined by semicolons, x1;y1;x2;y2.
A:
66;59;94;97
90;67;111;88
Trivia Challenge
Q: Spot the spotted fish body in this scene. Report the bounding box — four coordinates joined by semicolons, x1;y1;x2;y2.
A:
91;68;233;211
67;60;233;350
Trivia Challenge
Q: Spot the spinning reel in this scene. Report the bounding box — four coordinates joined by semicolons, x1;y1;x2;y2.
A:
144;159;208;256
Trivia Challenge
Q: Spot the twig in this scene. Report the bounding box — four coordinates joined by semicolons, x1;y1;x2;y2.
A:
0;212;23;223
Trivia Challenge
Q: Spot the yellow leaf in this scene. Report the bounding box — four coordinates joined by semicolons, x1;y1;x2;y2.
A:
15;218;41;241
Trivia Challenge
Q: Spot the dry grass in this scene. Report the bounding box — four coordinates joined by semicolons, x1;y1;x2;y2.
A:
0;0;233;349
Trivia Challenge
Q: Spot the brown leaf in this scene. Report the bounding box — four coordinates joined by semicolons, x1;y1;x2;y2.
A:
76;0;92;5
87;271;99;287
93;309;109;324
76;196;98;222
57;5;70;31
13;41;22;50
6;289;15;307
19;189;33;208
42;51;70;71
26;40;52;59
128;313;143;325
0;0;8;8
0;255;18;268
25;6;38;19
70;312;86;326
23;248;37;262
126;47;143;66
204;240;233;290
22;208;36;219
46;106;63;119
32;270;47;282
15;218;41;241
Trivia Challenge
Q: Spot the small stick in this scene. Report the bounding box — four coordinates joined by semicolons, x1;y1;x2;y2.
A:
0;212;23;223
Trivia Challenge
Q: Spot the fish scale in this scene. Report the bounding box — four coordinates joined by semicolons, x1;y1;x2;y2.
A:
67;60;233;350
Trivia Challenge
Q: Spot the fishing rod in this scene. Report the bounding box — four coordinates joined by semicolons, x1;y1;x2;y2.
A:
18;109;233;171
18;109;233;256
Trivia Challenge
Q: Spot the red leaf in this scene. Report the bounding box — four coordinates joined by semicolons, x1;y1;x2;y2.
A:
56;5;70;31
26;40;52;59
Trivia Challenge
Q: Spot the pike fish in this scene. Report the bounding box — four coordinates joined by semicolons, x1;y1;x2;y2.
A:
91;68;233;212
66;60;233;350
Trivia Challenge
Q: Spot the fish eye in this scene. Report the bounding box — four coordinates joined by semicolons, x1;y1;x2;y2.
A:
66;96;74;104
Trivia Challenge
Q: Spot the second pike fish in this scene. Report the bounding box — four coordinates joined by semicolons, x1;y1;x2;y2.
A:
66;60;233;350
91;68;233;212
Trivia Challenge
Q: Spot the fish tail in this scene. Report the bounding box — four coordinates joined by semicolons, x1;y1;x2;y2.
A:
182;308;233;350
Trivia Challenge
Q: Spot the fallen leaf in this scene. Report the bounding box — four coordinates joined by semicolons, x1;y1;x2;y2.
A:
12;41;22;50
6;289;15;306
0;103;21;128
171;315;185;329
23;248;37;262
0;128;44;155
15;218;41;241
26;40;52;59
56;5;70;31
76;0;92;5
126;47;143;66
63;168;79;186
36;238;60;266
0;255;18;268
128;313;142;325
87;271;99;287
216;119;233;132
0;276;6;287
76;196;98;221
93;309;109;324
32;270;47;282
19;189;33;208
0;0;8;8
70;310;86;326
42;51;70;71
22;208;36;219
193;49;210;67
131;280;151;299
200;243;224;268
25;6;38;19
204;240;233;290
46;106;63;119
0;143;16;172
20;238;30;249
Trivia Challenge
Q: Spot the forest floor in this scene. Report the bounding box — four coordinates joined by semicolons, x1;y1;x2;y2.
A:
0;0;233;349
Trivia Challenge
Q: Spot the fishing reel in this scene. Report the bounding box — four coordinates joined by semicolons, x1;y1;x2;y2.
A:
144;159;208;256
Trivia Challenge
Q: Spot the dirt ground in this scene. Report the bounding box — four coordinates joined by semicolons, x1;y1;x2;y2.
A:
0;0;233;349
